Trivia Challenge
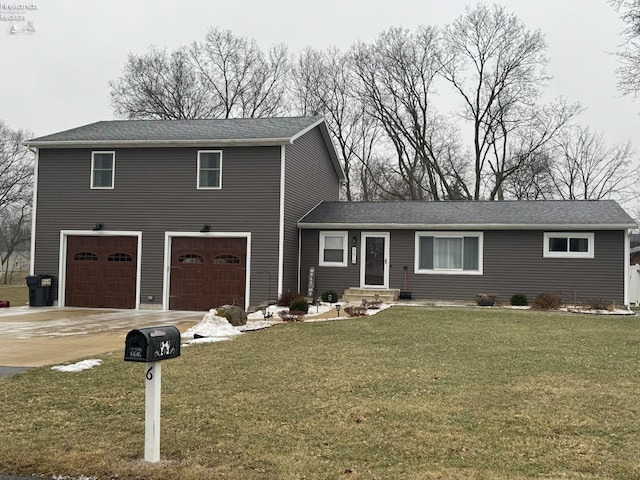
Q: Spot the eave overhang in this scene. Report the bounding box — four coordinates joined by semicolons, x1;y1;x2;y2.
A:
23;137;293;149
297;222;638;230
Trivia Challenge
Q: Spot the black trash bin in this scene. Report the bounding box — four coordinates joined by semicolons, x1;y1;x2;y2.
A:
25;275;54;307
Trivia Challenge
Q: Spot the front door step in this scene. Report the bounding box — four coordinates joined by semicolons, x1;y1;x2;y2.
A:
341;288;399;304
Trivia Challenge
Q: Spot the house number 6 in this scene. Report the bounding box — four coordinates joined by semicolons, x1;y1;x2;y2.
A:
146;367;153;381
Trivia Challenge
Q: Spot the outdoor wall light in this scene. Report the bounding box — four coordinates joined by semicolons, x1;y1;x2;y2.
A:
200;224;210;233
93;223;103;231
352;236;357;245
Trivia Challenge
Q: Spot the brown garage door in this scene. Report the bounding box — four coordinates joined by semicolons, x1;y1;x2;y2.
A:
65;235;137;309
169;237;247;311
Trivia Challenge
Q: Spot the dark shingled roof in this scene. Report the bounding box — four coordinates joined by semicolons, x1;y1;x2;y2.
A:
298;200;637;229
25;116;324;145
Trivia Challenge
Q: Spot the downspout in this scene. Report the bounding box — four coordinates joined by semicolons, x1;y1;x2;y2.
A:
297;228;301;294
625;229;631;308
28;146;38;276
277;145;286;298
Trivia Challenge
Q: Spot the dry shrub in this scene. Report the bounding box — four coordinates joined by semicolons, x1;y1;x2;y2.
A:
277;290;304;307
586;299;615;311
364;300;383;310
278;311;305;322
531;292;562;311
344;306;368;317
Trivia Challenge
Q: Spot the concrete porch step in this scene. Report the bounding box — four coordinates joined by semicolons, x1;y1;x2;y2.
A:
341;288;400;304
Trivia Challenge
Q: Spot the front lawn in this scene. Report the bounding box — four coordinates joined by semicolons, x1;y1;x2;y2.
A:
0;307;638;479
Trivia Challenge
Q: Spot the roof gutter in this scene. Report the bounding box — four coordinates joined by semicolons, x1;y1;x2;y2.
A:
23;137;293;149
297;222;639;230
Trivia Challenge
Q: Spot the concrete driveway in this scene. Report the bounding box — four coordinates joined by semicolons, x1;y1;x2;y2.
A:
0;306;204;369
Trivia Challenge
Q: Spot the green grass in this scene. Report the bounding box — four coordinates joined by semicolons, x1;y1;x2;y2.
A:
0;307;639;479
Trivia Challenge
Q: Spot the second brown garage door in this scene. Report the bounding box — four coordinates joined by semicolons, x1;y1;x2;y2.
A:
65;235;138;309
169;237;247;311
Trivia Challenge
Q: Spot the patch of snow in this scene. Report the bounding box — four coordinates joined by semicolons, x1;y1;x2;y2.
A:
563;306;636;316
247;303;283;320
182;309;243;340
51;359;103;372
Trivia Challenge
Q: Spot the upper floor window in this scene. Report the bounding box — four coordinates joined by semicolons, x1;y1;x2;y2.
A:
198;151;222;189
415;232;483;275
319;231;348;267
543;232;594;258
91;151;115;189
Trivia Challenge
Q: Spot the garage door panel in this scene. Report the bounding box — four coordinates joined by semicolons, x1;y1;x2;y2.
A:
65;235;137;309
169;237;247;311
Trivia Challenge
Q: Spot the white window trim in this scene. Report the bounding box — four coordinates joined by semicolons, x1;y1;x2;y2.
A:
414;231;484;275
319;231;348;267
197;150;223;190
91;151;115;189
543;232;594;258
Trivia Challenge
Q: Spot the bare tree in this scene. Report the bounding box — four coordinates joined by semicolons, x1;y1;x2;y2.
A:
548;125;639;201
610;0;640;97
0;121;33;283
502;150;555;199
0;121;32;215
0;199;31;284
109;46;215;119
441;3;578;199
190;28;290;118
110;29;290;120
292;47;381;200
352;26;464;201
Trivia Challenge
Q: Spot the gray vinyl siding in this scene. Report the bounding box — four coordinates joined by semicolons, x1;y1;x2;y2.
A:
300;230;360;297
283;127;340;294
34;146;282;307
301;229;626;304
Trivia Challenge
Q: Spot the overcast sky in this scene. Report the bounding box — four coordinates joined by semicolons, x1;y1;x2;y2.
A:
2;0;639;152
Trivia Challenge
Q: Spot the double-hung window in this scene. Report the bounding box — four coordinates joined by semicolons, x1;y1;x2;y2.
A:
319;231;348;267
543;232;594;258
415;232;483;274
91;151;115;189
198;151;222;189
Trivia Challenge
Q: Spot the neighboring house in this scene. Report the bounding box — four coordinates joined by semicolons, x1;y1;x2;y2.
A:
25;117;344;310
1;249;30;278
26;116;637;310
298;200;637;306
0;240;30;283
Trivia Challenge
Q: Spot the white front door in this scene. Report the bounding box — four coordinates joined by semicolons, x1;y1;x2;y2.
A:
360;233;390;288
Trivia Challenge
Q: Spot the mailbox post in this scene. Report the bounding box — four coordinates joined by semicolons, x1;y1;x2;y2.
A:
124;326;181;463
145;361;162;462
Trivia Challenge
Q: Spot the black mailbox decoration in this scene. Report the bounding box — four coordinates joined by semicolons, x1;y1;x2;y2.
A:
124;326;181;363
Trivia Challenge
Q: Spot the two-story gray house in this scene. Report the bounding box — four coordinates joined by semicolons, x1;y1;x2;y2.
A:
26;117;344;310
26;116;637;310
